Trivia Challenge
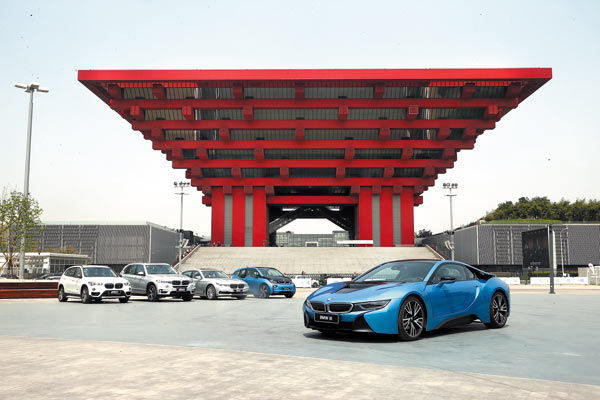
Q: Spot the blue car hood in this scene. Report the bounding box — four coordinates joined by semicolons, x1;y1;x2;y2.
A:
308;281;424;303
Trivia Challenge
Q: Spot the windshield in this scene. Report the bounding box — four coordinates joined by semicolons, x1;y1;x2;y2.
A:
353;261;437;283
257;267;284;278
202;270;228;279
83;267;116;278
146;264;177;275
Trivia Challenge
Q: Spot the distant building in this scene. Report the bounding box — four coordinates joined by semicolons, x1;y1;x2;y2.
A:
1;252;89;278
276;231;349;247
32;222;181;269
421;223;600;273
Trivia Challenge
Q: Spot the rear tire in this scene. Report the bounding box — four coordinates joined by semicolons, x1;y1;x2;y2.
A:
119;297;129;303
206;285;217;300
398;296;426;341
58;286;68;302
485;291;508;329
80;287;92;304
147;284;159;302
312;282;319;288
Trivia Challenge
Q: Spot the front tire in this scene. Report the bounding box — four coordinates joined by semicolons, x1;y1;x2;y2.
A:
206;285;217;300
398;296;426;341
485;291;508;329
58;286;68;302
80;286;92;304
119;297;129;303
312;282;319;288
182;293;193;301
147;284;159;302
258;284;270;299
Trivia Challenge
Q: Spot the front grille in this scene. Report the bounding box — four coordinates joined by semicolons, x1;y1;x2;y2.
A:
310;301;325;311
328;303;353;313
115;283;123;289
182;280;190;285
172;280;181;285
104;283;114;289
230;284;241;289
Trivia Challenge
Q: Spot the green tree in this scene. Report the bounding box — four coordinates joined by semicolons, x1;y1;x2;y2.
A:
0;189;43;277
416;229;433;238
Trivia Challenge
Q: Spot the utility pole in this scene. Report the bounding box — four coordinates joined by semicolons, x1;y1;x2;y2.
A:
174;181;190;273
443;183;458;260
14;82;49;278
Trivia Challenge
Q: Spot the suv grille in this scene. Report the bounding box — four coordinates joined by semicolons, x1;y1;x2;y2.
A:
104;283;114;289
182;280;190;285
115;283;123;289
310;301;325;312
328;303;353;313
172;280;181;286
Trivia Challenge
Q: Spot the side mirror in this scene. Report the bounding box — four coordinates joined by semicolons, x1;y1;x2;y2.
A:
137;271;145;276
439;276;456;284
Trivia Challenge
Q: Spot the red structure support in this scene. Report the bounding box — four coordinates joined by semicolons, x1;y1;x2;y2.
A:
79;68;551;247
232;187;246;247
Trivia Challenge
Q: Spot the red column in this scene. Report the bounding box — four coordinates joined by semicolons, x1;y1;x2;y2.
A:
358;187;372;246
401;187;415;245
231;187;245;247
211;187;224;246
380;187;394;246
252;187;267;247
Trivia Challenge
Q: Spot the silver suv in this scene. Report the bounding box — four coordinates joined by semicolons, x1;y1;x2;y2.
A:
121;263;195;302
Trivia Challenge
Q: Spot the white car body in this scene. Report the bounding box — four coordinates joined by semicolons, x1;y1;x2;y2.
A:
183;269;249;299
326;276;352;285
292;275;319;288
58;265;132;303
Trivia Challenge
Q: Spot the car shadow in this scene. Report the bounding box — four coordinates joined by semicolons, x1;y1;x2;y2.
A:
302;321;493;343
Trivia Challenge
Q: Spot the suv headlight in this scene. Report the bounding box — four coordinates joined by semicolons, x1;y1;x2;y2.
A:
352;300;390;311
89;281;103;286
156;280;171;284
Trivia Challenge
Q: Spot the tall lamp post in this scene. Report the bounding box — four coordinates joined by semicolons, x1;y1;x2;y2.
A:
443;183;458;260
14;82;49;278
174;181;190;272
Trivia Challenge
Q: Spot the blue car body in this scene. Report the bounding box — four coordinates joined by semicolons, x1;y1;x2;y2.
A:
232;267;296;297
303;259;510;336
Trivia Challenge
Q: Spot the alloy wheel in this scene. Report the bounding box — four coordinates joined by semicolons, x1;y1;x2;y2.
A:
492;293;508;325
402;299;424;339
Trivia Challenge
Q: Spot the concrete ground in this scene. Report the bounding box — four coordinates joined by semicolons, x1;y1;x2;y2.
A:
1;287;599;399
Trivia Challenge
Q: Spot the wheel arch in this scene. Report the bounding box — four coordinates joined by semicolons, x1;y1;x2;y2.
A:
403;292;428;325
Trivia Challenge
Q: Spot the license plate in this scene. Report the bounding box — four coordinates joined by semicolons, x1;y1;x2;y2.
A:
177;288;185;292
315;313;339;324
111;291;119;295
283;287;289;290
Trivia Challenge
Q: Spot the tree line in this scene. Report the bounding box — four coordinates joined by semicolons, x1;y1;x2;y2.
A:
484;197;600;222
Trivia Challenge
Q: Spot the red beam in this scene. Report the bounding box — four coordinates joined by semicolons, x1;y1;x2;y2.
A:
152;84;166;99
190;177;435;187
153;139;475;150
267;196;358;205
132;119;496;130
110;98;519;110
176;159;453;169
461;83;476;99
437;127;450;141
406;105;419;120
374;83;385;99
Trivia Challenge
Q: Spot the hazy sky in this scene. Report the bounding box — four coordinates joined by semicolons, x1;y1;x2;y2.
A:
1;1;599;237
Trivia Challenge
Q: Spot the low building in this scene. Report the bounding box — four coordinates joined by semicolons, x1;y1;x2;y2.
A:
421;223;600;275
32;222;181;270
276;231;349;247
1;252;89;278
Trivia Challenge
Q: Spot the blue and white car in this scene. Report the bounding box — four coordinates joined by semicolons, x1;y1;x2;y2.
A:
303;259;510;341
232;267;296;298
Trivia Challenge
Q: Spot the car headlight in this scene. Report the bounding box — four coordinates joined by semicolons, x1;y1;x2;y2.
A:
123;281;131;286
352;300;390;311
273;284;278;288
156;280;171;284
304;299;314;311
89;281;103;286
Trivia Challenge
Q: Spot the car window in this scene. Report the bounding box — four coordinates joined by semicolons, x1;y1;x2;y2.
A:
431;263;467;284
248;269;259;278
182;271;192;278
64;268;73;277
73;268;82;279
237;269;247;278
464;267;476;280
122;265;130;275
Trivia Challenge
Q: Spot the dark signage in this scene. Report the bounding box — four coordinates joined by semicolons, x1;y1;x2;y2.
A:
522;228;549;269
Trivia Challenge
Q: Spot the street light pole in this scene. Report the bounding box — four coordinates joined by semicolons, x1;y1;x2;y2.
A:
174;181;190;272
14;82;49;278
443;183;458;260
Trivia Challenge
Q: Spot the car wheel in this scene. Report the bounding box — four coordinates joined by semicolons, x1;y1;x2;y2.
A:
147;284;159;302
182;293;193;301
235;295;247;300
206;285;217;300
312;282;319;288
284;293;294;298
398;296;426;341
80;286;92;304
58;286;68;302
485;291;508;329
119;297;129;303
258;284;270;299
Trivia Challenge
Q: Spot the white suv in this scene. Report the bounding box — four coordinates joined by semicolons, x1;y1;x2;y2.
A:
121;263;195;301
58;265;132;303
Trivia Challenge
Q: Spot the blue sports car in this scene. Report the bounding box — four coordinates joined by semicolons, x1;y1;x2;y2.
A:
303;259;510;341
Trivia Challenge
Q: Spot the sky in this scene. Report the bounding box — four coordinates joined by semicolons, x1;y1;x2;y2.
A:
1;0;599;237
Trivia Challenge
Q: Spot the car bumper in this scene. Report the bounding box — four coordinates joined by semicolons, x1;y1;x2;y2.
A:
272;285;296;295
303;300;400;334
215;288;248;296
90;289;131;298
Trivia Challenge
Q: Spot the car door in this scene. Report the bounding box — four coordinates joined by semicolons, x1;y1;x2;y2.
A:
121;265;137;294
195;271;209;296
245;268;260;294
425;263;480;318
72;267;83;295
62;267;74;294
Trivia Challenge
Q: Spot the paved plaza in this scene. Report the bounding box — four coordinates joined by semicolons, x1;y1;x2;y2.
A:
1;288;599;399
